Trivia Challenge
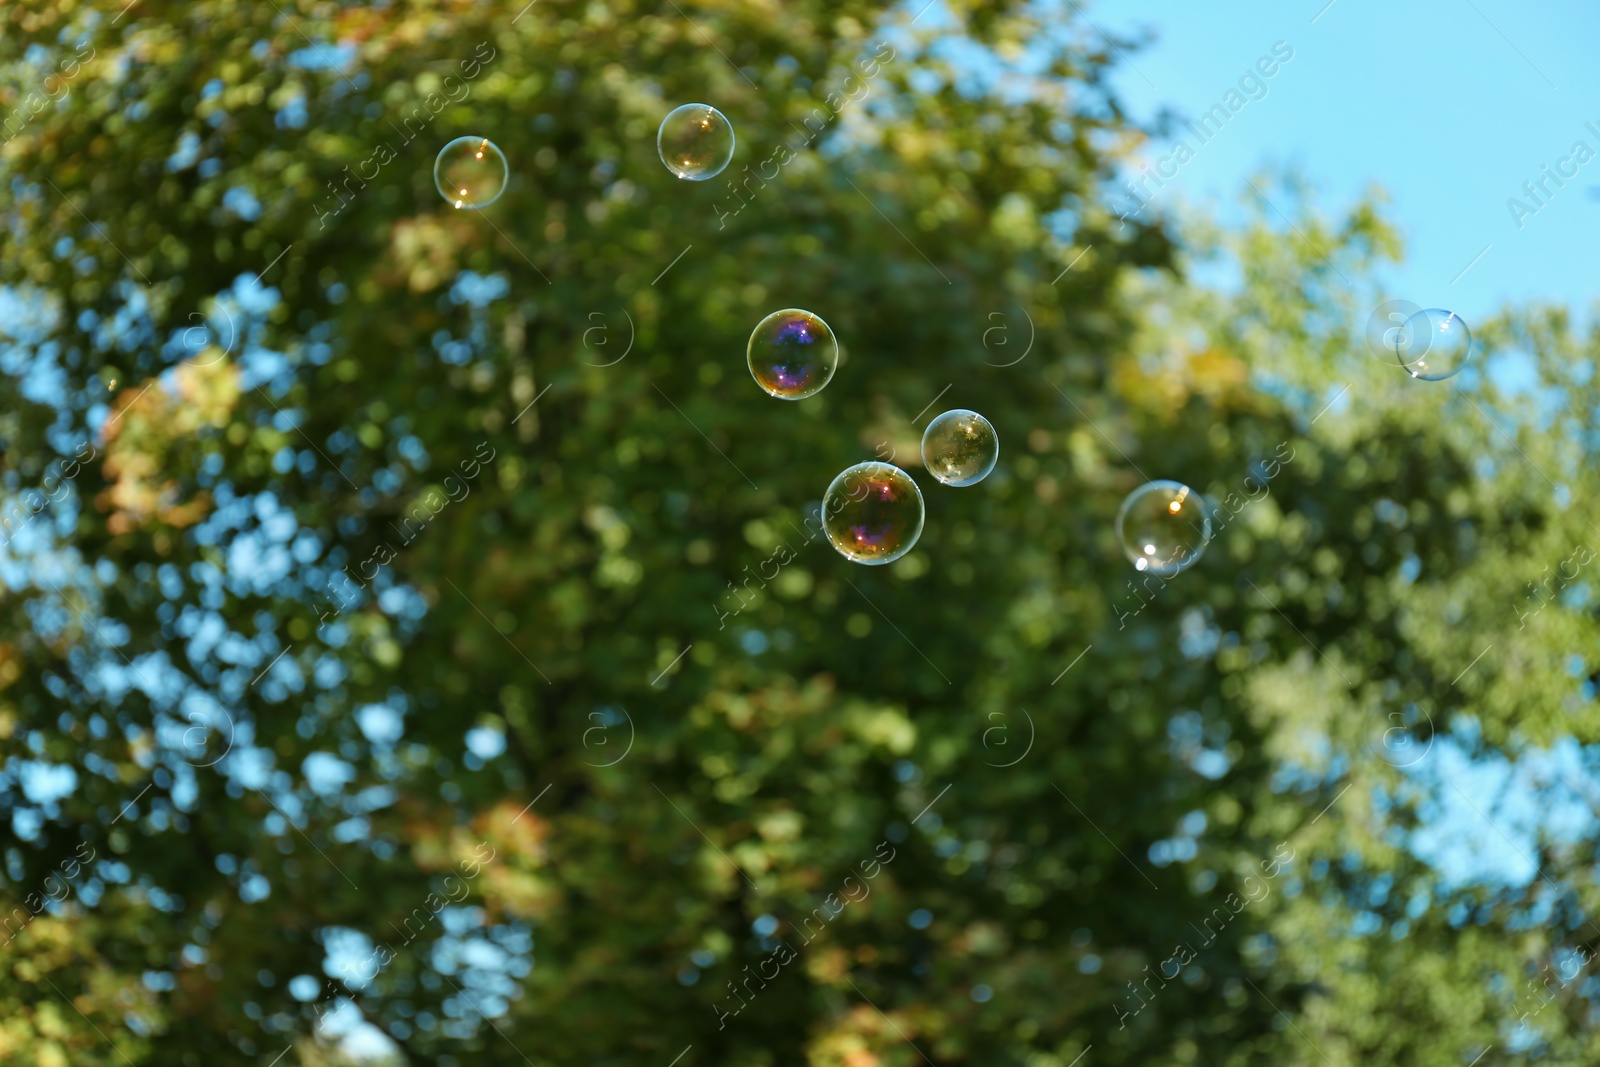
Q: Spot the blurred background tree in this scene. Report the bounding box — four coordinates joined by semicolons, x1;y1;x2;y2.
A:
2;1;1599;1065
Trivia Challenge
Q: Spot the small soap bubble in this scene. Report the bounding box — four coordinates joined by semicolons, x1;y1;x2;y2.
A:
822;462;925;565
1115;480;1210;576
921;409;999;486
657;103;735;181
747;309;838;400
434;136;508;210
1395;307;1472;381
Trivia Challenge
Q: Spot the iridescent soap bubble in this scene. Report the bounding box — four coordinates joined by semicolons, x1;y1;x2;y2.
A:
1394;307;1472;381
434;136;508;209
922;409;999;486
657;103;735;181
747;309;838;400
823;462;925;565
1115;480;1211;576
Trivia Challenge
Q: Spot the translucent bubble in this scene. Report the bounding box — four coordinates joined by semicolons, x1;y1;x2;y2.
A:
921;409;999;486
1395;307;1472;381
823;462;925;565
747;309;838;400
434;136;508;210
657;103;735;181
1115;480;1211;576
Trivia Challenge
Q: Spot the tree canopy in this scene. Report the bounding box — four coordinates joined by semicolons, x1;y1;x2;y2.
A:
2;1;1599;1066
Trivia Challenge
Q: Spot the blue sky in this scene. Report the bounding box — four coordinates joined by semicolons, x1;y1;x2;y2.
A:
1097;0;1600;326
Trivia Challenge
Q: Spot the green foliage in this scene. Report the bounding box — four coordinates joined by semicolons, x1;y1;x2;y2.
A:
2;2;1599;1066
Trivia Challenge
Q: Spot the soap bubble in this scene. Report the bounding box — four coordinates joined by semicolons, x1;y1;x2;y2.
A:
657;103;735;181
434;136;508;209
1115;480;1210;576
747;309;838;400
921;409;999;486
822;462;925;565
1395;307;1472;381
